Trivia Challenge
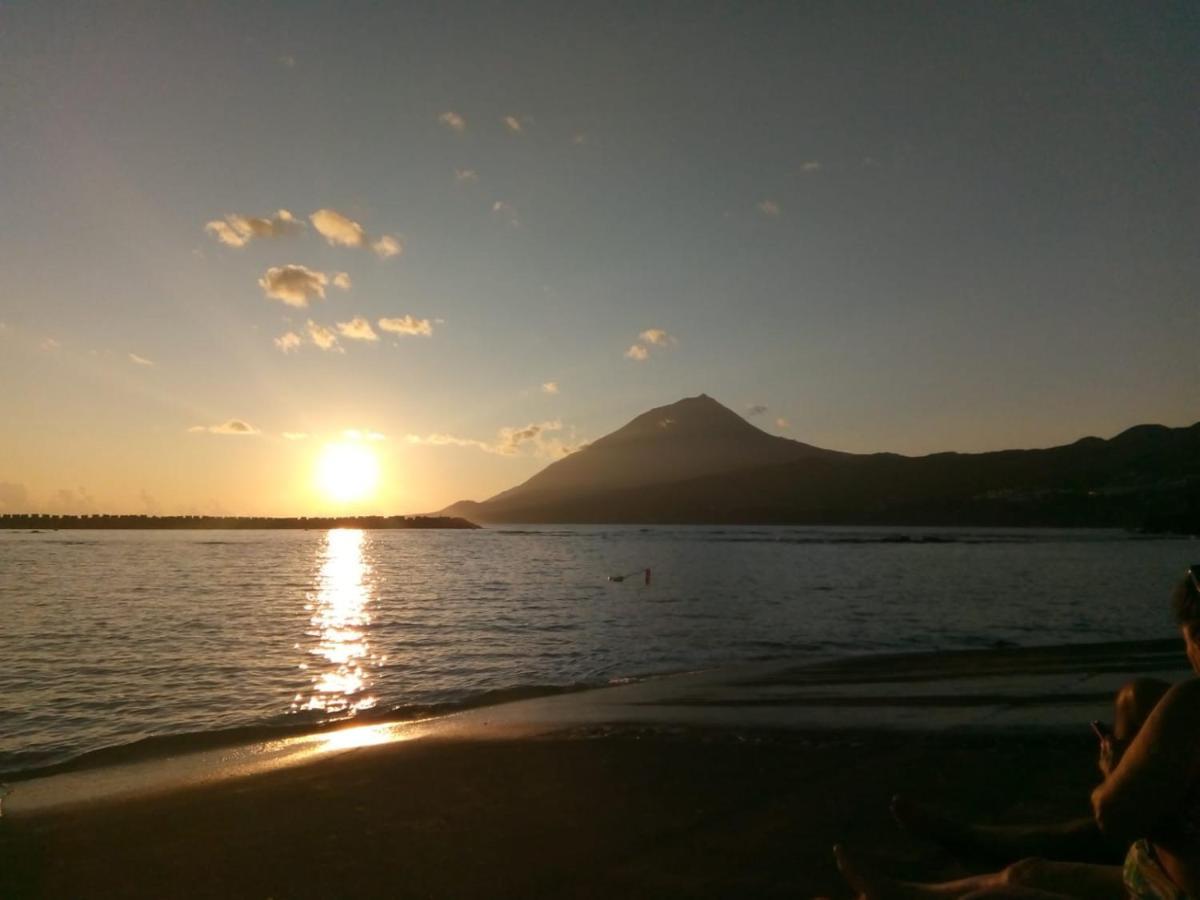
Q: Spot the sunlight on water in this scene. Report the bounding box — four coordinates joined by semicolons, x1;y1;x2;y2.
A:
292;529;379;715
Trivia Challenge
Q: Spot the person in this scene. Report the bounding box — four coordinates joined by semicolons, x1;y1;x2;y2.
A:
832;565;1200;899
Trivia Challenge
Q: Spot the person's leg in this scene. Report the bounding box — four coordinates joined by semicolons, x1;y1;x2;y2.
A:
891;677;1172;865
833;846;1125;900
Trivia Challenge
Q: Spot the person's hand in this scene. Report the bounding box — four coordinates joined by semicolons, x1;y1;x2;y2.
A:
1098;734;1126;779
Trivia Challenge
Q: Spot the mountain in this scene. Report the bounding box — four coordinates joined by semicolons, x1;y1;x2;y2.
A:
440;396;1200;530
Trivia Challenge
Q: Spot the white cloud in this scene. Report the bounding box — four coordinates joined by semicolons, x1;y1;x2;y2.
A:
625;344;649;361
306;320;341;352
129;353;155;367
800;160;821;173
455;168;478;183
310;208;367;248
541;381;559;394
775;417;791;430
337;316;378;342
40;338;61;351
332;272;352;290
205;210;302;248
278;54;296;68
492;201;519;227
378;315;433;337
258;265;329;307
406;420;574;458
274;331;303;353
282;432;308;440
639;328;675;346
503;115;523;134
372;234;403;259
189;419;260;435
439;111;466;132
757;199;781;217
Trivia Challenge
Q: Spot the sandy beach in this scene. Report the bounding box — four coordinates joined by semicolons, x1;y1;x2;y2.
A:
1;639;1188;899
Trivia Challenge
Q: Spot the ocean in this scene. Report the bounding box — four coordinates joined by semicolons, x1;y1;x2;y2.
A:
1;525;1193;775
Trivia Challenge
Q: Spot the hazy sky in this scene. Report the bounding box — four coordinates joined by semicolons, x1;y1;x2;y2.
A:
1;2;1196;515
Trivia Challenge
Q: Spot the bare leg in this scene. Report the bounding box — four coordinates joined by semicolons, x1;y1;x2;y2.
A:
833;846;1124;900
891;678;1171;865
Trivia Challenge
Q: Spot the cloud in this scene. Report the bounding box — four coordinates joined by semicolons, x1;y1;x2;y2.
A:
205;210;302;248
502;115;523;134
455;168;478;183
258;264;329;307
53;486;96;514
40;338;61;351
438;111;466;132
745;404;768;417
570;132;587;145
129;353;155;367
337;316;378;342
332;272;352;290
541;381;559;394
800;160;821;173
0;481;28;511
278;54;296;68
189;419;260;435
639;328;675;347
378;315;433;337
775;417;791;430
342;429;387;442
757;199;781;217
492;201;519;227
371;235;403;259
406;420;573;457
310;208;367;248
625;344;649;361
282;432;308;441
306;320;341;352
274;331;303;353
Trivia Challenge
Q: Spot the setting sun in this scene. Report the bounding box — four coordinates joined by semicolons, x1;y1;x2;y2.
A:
315;442;380;503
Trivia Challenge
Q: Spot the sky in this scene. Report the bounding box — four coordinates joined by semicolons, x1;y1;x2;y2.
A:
0;1;1196;516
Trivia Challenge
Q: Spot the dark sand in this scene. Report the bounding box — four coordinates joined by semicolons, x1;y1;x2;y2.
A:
3;640;1185;898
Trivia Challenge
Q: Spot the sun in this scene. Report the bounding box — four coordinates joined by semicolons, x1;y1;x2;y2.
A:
315;442;381;504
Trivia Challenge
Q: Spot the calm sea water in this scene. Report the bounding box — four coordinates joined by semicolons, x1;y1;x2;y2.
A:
1;525;1193;773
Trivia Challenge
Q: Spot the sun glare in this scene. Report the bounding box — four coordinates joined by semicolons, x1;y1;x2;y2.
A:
316;442;381;503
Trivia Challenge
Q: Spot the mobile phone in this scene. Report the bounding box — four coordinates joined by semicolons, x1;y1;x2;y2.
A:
1090;720;1111;740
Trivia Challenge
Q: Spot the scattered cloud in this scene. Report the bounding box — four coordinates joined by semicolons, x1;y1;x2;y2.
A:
310;208;367;248
439;111;466;132
189;419;260;435
258;264;330;307
757;199;781;217
625;344;649;361
378;315;433;337
406;420;576;458
491;201;520;227
342;429;387;442
282;432;308;441
745;404;768;417
541;381;559;394
639;328;675;347
800;160;821;173
39;337;61;351
278;54;296;68
775;417;791;430
336;317;378;342
53;486;97;514
455;168;478;183
274;331;303;353
371;234;402;259
0;481;28;511
205;210;302;248
128;353;155;367
332;272;352;291
502;115;524;134
306;320;341;352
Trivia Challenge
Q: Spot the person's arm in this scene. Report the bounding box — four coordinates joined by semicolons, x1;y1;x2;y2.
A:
1091;677;1200;844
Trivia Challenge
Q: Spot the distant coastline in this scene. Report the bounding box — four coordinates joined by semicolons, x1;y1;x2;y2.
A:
0;514;480;530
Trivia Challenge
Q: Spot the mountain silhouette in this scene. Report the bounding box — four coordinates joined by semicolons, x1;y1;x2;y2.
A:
440;396;1200;530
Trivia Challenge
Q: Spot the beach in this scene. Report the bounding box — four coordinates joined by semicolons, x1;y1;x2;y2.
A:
2;639;1188;898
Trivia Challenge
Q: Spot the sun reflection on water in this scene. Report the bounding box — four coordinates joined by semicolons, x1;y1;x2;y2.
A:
292;529;379;716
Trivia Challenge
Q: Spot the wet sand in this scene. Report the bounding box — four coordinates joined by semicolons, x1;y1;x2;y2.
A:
1;639;1188;898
